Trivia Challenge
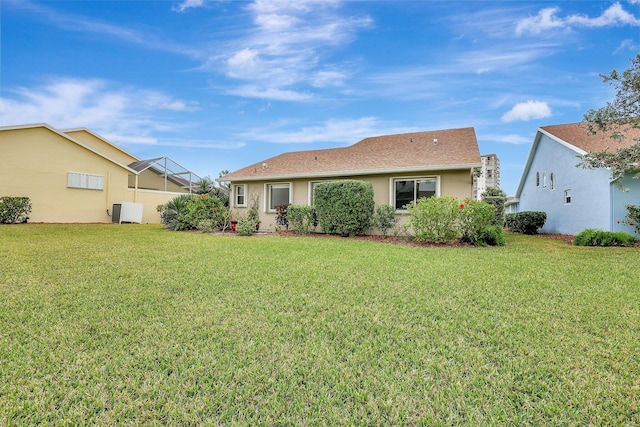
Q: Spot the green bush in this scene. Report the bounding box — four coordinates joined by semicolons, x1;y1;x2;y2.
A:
0;196;32;224
274;204;290;230
481;187;507;226
195;176;229;207
314;180;374;236
236;216;257;236
288;205;316;235
573;229;636;247
405;197;502;245
374;204;399;237
159;194;193;231
160;194;230;232
405;196;460;243
459;199;496;245
476;225;506;246
505;211;547;234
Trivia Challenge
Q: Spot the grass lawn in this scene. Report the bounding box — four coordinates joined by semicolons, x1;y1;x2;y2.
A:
1;224;638;425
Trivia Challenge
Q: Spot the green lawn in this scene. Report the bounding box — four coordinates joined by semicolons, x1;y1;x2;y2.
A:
1;224;638;425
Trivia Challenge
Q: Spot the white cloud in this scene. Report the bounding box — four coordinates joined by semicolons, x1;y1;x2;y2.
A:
501;101;552;123
227;85;313;102
0;78;199;145
497;134;531;145
615;38;640;53
566;2;640;27
516;2;640;36
238;117;418;144
173;0;206;13
515;7;566;35
218;0;372;100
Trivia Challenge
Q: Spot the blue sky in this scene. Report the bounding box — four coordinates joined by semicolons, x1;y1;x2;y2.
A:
2;0;639;195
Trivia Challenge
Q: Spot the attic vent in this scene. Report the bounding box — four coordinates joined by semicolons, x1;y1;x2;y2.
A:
433;138;438;145
262;162;268;169
410;138;413;143
314;156;318;161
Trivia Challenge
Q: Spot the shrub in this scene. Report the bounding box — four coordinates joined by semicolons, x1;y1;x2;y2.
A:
160;194;230;232
374;204;399;237
195;176;229;207
159;194;193;231
288;205;316;234
405;196;460;243
246;194;261;226
573;229;636;247
274;204;290;230
0;196;32;224
621;204;640;235
236;216;257;236
459;199;496;245
179;194;228;231
314;180;374;236
505;211;547;234
481;187;507;226
476;225;506;246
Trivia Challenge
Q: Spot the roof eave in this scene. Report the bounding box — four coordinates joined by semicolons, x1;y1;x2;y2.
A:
218;163;482;182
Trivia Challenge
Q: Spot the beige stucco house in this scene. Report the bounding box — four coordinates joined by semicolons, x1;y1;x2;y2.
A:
219;127;482;232
0;123;200;224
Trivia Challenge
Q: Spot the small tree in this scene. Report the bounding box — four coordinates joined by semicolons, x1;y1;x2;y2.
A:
579;54;640;185
481;187;507;226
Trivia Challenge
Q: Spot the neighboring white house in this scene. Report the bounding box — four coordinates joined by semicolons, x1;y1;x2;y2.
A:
508;123;640;237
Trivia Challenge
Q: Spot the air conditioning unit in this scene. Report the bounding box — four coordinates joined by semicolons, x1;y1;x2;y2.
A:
117;202;143;224
111;204;122;224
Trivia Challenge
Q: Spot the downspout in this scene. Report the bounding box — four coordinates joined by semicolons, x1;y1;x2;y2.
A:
105;170;111;216
134;173;139;203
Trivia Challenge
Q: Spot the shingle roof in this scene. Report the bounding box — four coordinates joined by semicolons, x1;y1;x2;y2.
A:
221;127;481;181
541;122;640;153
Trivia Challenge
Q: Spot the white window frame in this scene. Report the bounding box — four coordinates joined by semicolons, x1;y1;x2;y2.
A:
265;182;292;212
308;180;338;206
233;184;247;208
390;176;439;211
564;189;572;205
67;172;104;190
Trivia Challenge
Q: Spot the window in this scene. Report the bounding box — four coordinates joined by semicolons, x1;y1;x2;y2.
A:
394;177;437;209
233;184;246;207
542;172;547;188
487;169;493;179
550;173;555;190
67;172;104;190
536;172;540;187
564;189;572;205
267;183;291;210
309;181;335;205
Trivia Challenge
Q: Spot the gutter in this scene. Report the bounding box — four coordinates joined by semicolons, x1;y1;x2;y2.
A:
217;163;482;183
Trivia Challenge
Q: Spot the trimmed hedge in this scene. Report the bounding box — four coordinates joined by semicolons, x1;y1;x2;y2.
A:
314;180;374;236
573;229;636;247
287;205;316;234
505;211;547;234
0;196;32;224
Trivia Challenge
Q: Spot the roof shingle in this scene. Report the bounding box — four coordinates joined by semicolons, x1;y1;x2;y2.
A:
221;127;481;181
541;122;640;153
